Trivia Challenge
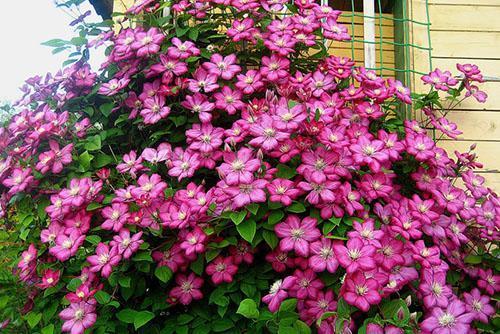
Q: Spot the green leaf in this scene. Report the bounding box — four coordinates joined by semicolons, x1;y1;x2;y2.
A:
95;290;111;304
67;278;82;291
236;298;260;319
25;312;42;328
134;311;155;330
132;252;153;262
230;211;246;225
236;219;256;243
336;298;351;318
155;266;173;283
41;324;55;334
381;299;409;326
286;202;306;213
119;276;131;288
211;319;234;332
276;164;297;179
464;254;482;264
84;135;102;151
99;102;114;117
93;153;114;168
177;314;194;325
85;235;101;245
116;309;137;323
42;38;66;47
294;320;311;334
279;299;297;312
263;230;279;249
246;203;259;215
267;210;284;225
78;151;93;171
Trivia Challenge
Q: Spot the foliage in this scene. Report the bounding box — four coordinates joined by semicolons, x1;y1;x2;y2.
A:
0;0;498;333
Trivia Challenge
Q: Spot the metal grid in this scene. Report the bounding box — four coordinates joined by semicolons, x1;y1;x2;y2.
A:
332;0;433;90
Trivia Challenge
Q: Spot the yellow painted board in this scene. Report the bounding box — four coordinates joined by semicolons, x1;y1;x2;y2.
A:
428;0;500;6
438;140;500;173
430;31;500;59
113;0;134;13
338;14;394;27
329;47;395;64
330;40;395;52
345;24;395;39
432;58;500;78
452;82;500;111
445;111;500;141
476;173;500;192
429;4;500;32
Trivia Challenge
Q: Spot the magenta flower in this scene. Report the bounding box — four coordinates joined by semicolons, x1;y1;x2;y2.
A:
181;93;215;123
186;122;224;153
419;270;452;309
87;243;121;278
342;271;381;312
49;231;85;262
222;179;267;209
463;288;495;323
140;95;171;124
180;228;207;256
309;237;339;273
275;215;321;257
260;55;290;82
217;148;260;185
131;27;164;57
290;269;324;299
59;302;96;334
206;256;238;285
235;70;264;94
477;269;500;296
110;229;143;259
117;150;144;177
203;53;241;80
98;78;130;96
168;148;201;181
266;178;300;206
2;167;34;195
188;68;219;93
214;86;244;115
249;115;290;151
297;146;338;183
333;237;376;274
169;273;204;305
262;276;297;312
36;269;61;289
101;203;130;232
305;289;337;320
167;38;200;59
421;300;474;334
351;136;389;172
421;68;458;91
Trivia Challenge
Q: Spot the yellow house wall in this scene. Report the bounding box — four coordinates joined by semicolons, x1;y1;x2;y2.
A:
411;0;500;191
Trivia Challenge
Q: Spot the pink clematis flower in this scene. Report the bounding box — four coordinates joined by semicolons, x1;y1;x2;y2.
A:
203;53;241;80
2;168;34;195
275;215;321;257
110;229;143;259
266;178;300;206
463;288;495;323
262;276;297;312
87;243;121;278
206;256;238;285
309;237;339;273
333;238;376;274
180;228;207;256
342;271;381;312
217;148;261;185
169;273;204;305
36;269;61;289
420;300;474;334
59;302;97;334
49;231;86;262
101;203;130;232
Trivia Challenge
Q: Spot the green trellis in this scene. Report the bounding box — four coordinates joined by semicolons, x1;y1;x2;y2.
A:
335;0;433;88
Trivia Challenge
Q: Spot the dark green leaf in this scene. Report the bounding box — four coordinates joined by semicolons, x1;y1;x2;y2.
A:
236;219;256;243
155;266;173;283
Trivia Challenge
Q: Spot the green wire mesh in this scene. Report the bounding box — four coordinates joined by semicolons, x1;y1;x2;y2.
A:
332;0;433;90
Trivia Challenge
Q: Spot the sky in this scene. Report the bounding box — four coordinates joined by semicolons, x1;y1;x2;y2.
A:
0;0;105;103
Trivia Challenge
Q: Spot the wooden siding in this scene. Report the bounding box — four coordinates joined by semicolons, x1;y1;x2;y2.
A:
410;0;500;191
